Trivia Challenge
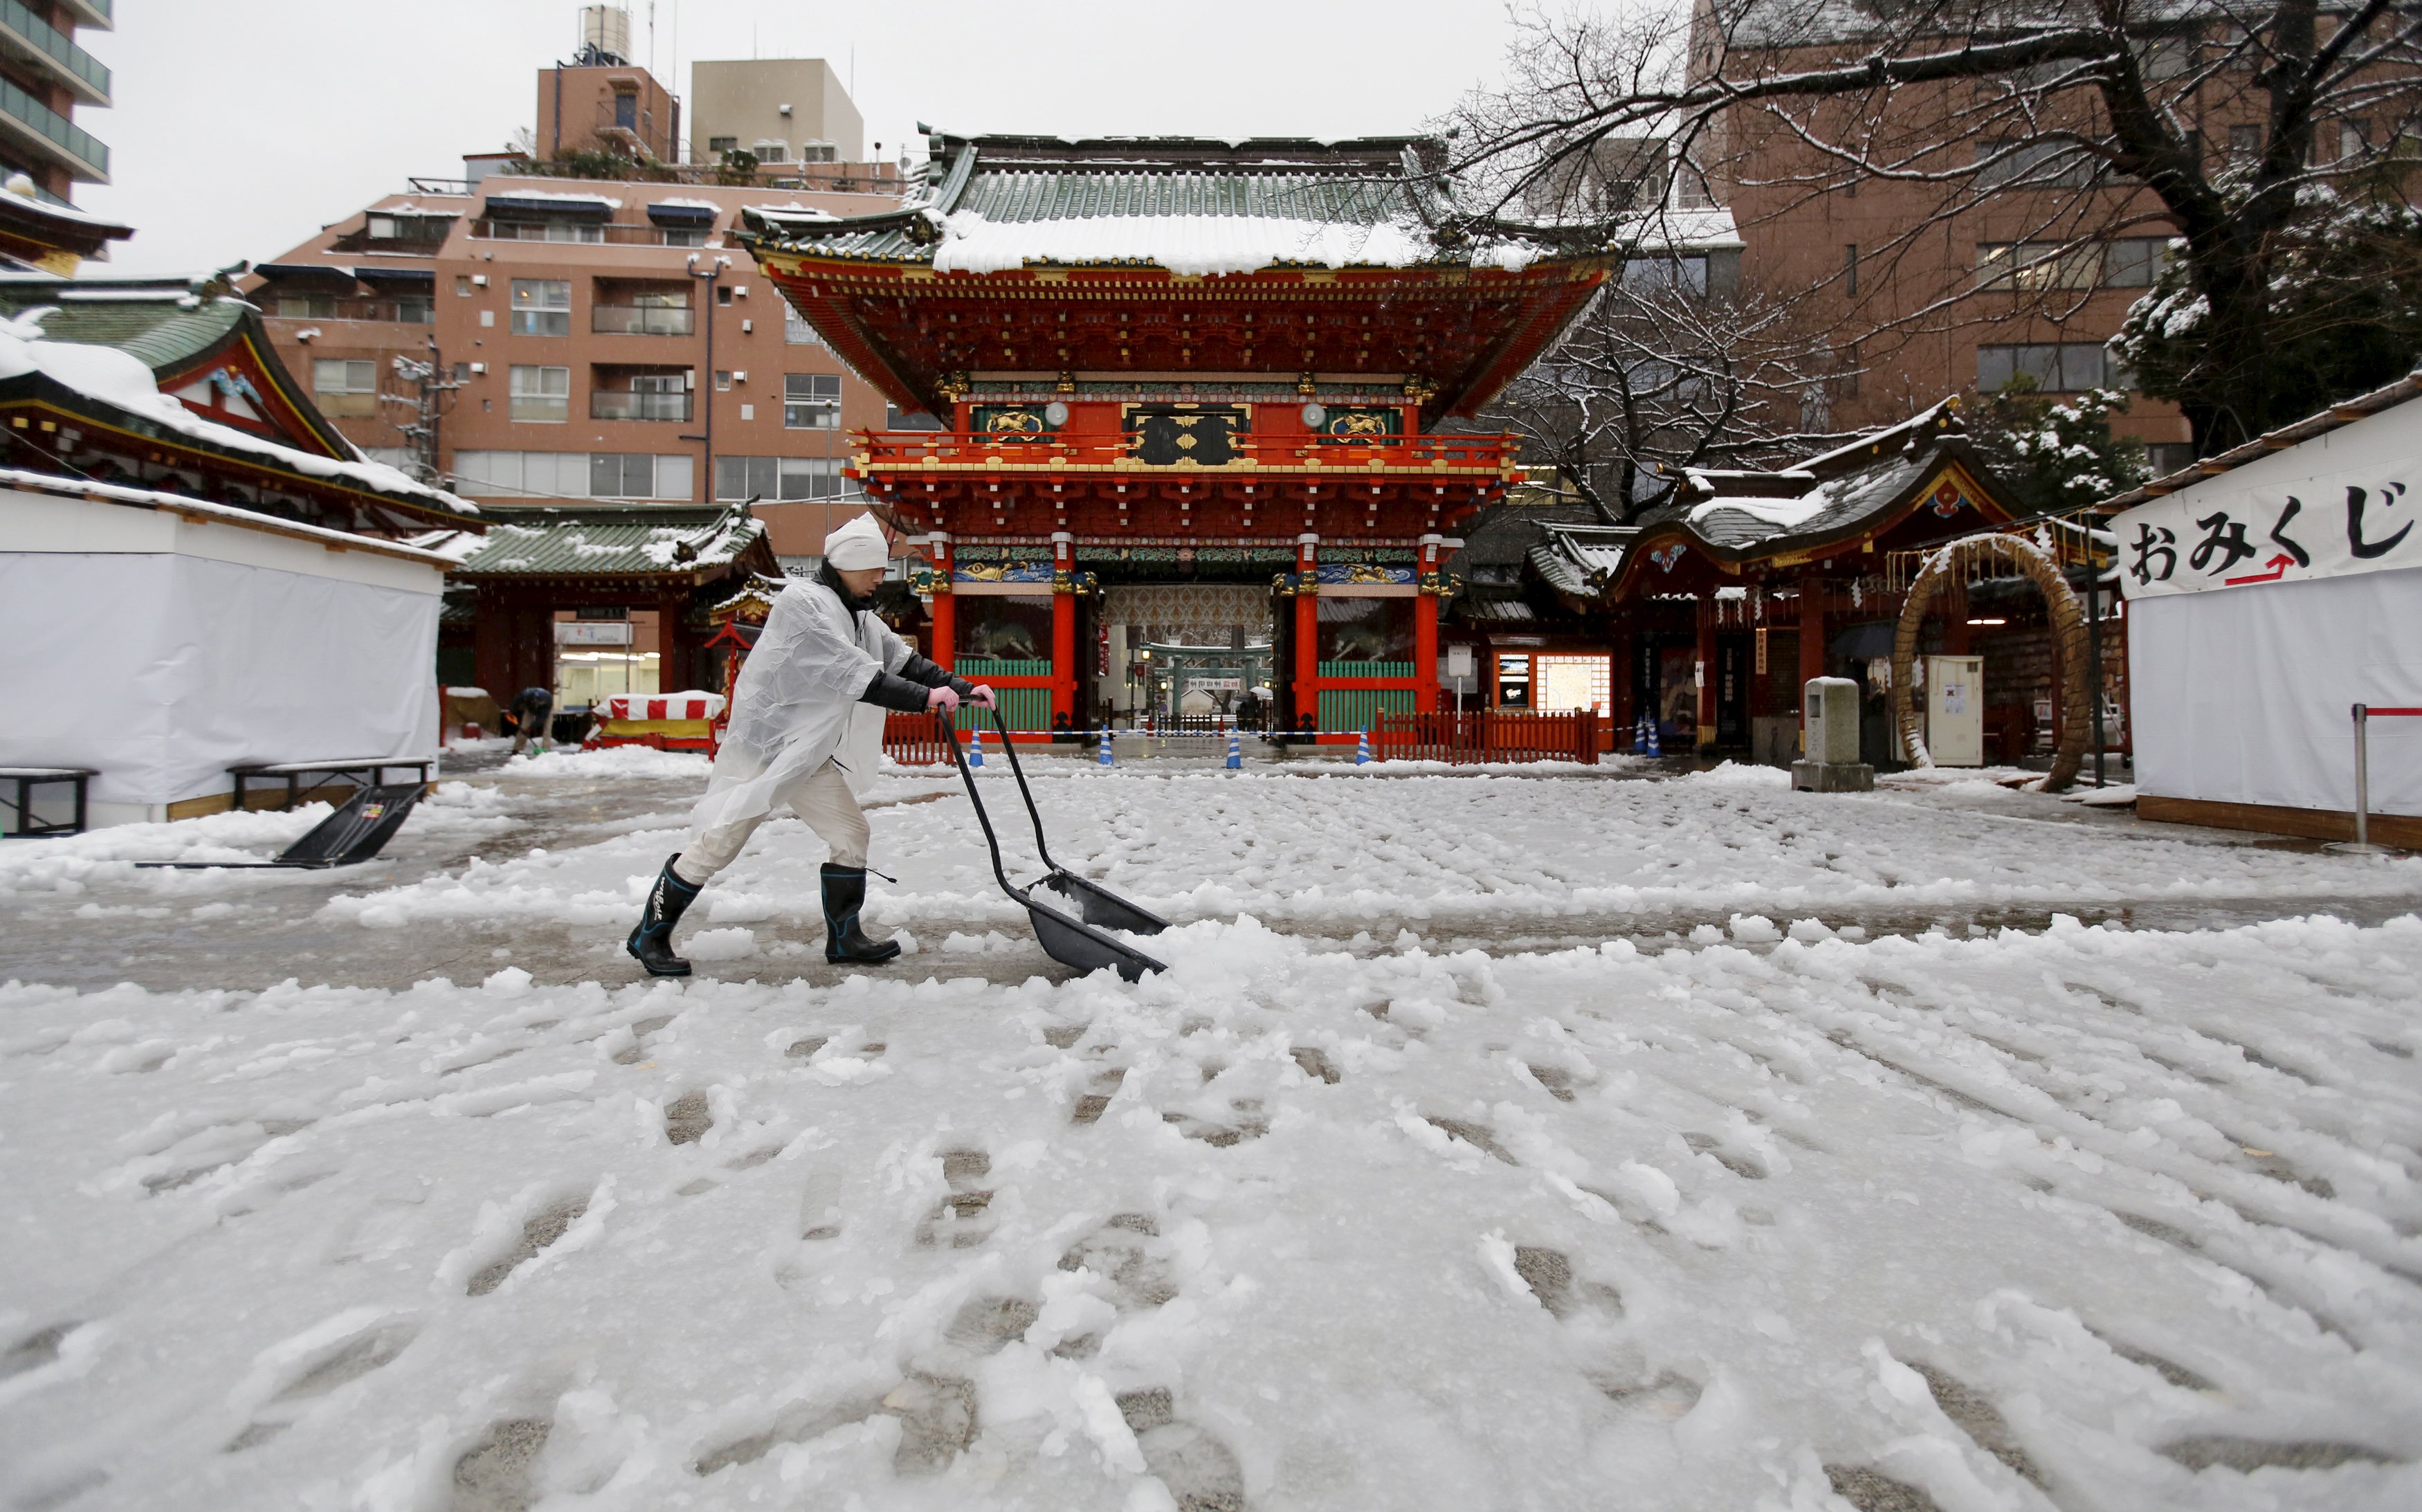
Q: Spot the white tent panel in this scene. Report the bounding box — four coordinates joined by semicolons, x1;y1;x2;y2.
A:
0;552;440;819
2129;565;2422;818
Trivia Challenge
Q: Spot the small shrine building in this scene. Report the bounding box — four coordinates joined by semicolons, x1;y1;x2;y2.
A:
742;131;1739;738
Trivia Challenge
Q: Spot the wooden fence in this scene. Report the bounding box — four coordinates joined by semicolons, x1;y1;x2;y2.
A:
1373;709;1600;765
883;713;956;766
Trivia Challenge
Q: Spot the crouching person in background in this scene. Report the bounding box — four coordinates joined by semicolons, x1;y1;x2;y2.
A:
623;515;993;976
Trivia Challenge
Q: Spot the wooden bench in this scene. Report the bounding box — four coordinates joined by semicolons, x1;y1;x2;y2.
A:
0;767;96;837
228;759;434;813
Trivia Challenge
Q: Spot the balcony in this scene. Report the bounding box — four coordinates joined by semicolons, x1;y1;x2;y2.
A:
591;390;693;423
0;71;104;181
0;1;109;105
592;302;694;336
468;217;704;248
54;0;109;28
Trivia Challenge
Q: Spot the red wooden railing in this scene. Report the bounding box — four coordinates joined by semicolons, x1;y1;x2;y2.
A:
1374;709;1600;765
882;713;954;766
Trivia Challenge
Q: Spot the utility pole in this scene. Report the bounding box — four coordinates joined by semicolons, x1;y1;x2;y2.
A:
385;334;463;489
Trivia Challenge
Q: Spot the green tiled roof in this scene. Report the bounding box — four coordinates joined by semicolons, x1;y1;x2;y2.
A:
0;280;244;372
453;504;767;579
745;133;1455;264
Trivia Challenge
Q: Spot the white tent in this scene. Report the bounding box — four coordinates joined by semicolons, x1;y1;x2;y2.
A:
2113;375;2422;841
0;473;451;826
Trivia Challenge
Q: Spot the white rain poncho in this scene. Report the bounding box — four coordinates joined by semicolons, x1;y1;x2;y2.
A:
688;578;911;832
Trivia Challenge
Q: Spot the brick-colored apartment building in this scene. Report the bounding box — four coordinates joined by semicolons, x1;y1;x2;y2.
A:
1685;0;2384;469
247;52;909;564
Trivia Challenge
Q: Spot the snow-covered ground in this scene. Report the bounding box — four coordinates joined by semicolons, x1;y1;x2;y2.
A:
3;752;2418;1511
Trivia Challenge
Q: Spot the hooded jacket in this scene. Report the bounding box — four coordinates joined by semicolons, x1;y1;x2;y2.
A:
686;565;974;830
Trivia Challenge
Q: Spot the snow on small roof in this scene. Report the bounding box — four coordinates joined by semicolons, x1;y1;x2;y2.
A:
483;189;623;208
749;202;841;222
0;468;461;567
1687;493;1832;529
650;197;725;211
0;308;480;517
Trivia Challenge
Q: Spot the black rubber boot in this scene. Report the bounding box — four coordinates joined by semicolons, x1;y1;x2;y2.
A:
821;862;902;965
626;855;702;978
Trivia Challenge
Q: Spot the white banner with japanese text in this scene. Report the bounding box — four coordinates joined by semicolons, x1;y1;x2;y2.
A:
2112;396;2419;599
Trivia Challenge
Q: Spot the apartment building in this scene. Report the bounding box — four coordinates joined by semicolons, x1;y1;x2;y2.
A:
248;163;906;562
1684;0;2371;468
0;0;122;271
691;58;866;168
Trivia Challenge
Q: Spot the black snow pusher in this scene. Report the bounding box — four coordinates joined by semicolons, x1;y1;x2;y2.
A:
940;707;1167;981
138;782;427;870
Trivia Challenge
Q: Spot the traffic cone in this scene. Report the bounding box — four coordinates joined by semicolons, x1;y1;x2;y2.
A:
1635;713;1648;752
1646;720;1661;758
1099;727;1113;766
969;726;985;767
1226;729;1241;769
1356;728;1372;765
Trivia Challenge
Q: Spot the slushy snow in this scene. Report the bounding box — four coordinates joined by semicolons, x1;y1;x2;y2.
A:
2;751;2417;1511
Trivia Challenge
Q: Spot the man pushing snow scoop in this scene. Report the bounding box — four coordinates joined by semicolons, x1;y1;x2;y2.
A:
624;514;992;977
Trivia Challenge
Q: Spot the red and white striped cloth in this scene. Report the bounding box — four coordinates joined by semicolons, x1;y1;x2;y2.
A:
599;692;727;721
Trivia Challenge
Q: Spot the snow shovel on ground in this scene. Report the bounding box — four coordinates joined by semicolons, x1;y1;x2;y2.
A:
938;707;1167;981
138;782;427;870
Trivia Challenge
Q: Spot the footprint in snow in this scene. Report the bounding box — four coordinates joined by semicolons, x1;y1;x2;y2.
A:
1903;1362;2048;1491
450;1416;552;1512
1055;1213;1179;1341
467;1196;589;1297
1509;1245;1623;1320
1681;1131;1767;1181
1117;1387;1248;1512
689;1374;977;1479
1824;1464;1940;1511
663;1091;713;1146
916;1147;994;1249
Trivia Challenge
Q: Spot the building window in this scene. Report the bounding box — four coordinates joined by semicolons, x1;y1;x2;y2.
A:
783;308;824;346
455;274;475;297
709;136;737;154
453;450;693;500
1619;255;1708;295
2228;123;2264;160
277;293;338;319
511;280;571;336
754;140;790;164
396;295;435;324
1977;237;2171;290
2145;441;2197;475
801;142;839;163
509;365;571;422
714;370;733;391
1974;138;2095;190
660;228;706;248
1977;343;2123;394
313;358;378;417
716;455;858;501
784;373;842;428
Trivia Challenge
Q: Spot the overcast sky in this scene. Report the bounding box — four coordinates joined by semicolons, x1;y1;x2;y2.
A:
75;0;1522;276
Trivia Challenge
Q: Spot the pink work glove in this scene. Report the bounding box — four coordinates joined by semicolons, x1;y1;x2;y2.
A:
968;684;997;708
927;685;961;713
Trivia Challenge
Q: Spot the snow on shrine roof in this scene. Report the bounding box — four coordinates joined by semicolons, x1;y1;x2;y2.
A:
0;467;462;567
744;132;1602;275
450;504;767;579
0;304;479;520
1621;402;1987;563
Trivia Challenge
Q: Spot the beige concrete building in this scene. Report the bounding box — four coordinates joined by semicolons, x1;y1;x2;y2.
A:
248;165;904;563
690;59;865;168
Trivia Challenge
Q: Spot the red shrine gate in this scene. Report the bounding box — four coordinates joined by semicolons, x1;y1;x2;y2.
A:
742;132;1728;737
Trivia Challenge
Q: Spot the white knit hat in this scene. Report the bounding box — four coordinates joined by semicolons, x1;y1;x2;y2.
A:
823;513;890;572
